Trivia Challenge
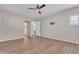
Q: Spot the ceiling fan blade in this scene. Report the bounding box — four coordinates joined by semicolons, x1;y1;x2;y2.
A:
28;8;37;10
39;4;46;9
38;11;42;14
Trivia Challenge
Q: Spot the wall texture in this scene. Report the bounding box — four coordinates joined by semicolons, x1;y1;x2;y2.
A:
40;6;79;43
0;9;30;42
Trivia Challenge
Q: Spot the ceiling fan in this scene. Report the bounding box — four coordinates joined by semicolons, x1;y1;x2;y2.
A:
28;4;46;14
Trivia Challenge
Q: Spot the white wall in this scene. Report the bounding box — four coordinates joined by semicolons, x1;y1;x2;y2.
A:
0;9;30;42
40;6;79;43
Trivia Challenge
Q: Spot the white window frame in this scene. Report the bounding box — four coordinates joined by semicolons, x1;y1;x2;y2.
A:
69;15;79;25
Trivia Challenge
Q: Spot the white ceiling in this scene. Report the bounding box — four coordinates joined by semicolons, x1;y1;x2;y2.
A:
0;4;78;20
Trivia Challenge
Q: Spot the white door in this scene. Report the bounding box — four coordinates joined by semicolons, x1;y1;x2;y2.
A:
24;21;32;37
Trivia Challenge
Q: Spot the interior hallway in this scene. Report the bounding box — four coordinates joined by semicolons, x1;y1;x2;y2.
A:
0;36;79;54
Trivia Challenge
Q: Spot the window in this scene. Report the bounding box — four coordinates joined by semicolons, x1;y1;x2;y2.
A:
69;15;79;25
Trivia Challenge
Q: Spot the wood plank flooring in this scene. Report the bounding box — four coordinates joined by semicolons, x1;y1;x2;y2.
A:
0;36;79;54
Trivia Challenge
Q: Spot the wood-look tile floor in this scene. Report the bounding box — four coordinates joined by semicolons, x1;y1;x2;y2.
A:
0;36;79;54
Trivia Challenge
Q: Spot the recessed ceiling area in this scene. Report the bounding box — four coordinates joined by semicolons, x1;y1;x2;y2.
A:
0;4;78;20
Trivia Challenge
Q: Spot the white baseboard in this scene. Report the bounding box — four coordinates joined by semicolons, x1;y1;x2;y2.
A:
0;36;24;42
40;35;79;44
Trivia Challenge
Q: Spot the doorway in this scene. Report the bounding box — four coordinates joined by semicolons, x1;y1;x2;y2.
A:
24;21;40;38
32;21;40;36
24;21;32;38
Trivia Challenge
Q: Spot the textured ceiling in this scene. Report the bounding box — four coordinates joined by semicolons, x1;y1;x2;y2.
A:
0;4;78;20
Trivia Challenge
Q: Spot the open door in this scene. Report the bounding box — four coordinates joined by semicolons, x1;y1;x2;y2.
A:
24;21;40;38
24;21;32;38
